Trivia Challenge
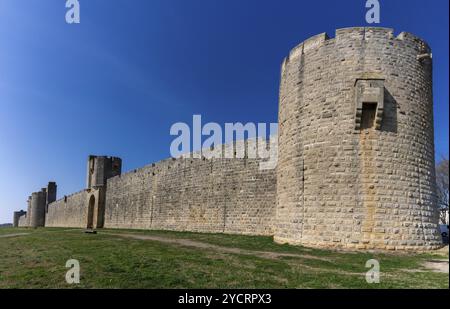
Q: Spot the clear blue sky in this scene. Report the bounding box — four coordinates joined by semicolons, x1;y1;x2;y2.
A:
0;0;448;223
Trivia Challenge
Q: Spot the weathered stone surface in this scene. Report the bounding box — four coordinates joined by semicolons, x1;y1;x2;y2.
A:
46;190;88;228
276;27;441;250
104;142;277;236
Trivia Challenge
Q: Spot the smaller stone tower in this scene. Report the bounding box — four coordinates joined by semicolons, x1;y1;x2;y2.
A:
29;190;46;228
27;182;58;228
13;210;26;227
85;156;122;229
86;156;122;188
26;196;31;226
46;182;57;212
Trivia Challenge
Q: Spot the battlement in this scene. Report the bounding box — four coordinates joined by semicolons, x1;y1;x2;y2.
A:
282;27;431;73
336;26;393;39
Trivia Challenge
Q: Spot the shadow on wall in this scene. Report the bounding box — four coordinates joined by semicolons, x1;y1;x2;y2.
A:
381;88;398;133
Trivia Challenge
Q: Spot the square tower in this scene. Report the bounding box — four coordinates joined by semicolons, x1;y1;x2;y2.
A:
86;156;122;189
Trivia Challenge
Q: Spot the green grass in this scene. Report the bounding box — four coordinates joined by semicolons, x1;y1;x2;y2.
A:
0;227;448;288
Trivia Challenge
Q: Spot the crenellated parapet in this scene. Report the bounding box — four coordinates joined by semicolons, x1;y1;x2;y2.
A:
281;27;431;76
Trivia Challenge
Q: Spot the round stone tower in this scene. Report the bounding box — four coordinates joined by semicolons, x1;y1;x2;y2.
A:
275;27;442;250
29;191;46;228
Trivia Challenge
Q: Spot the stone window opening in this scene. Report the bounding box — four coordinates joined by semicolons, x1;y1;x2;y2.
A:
354;78;384;131
360;102;377;130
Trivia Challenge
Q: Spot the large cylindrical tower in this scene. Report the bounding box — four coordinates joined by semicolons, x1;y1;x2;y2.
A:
276;27;441;250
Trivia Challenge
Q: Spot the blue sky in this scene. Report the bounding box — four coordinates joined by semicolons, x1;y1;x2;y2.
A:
0;0;448;223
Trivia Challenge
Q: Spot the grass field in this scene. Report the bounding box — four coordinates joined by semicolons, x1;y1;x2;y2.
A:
0;227;448;288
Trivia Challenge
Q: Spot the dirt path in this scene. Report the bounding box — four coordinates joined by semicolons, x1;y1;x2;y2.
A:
104;232;372;276
105;232;331;262
103;232;449;275
422;260;449;273
0;233;29;238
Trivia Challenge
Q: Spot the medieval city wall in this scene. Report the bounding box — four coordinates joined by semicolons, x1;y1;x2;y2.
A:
14;27;442;251
104;140;277;235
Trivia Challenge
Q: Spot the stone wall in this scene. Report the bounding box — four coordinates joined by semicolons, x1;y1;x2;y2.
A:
46;190;88;228
276;27;441;250
104;141;277;235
